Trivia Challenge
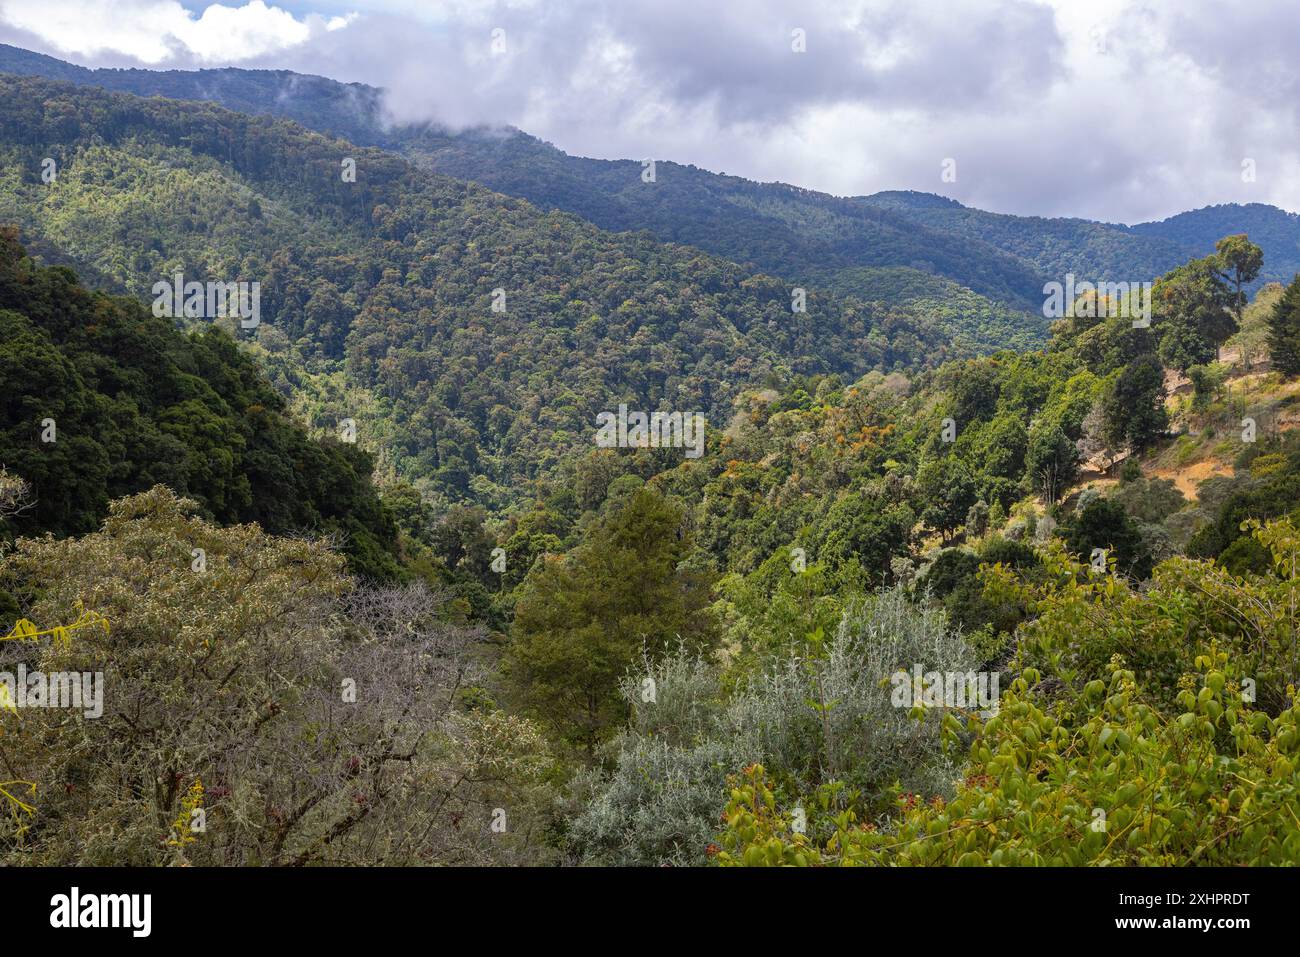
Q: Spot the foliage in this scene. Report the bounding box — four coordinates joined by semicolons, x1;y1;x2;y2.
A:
4;51;1300;870
0;487;554;865
1269;273;1300;377
1102;355;1169;453
717;653;1300;865
1062;498;1154;581
1153;254;1237;371
571;587;973;865
504;488;717;758
717;518;1300;866
1187;433;1300;562
0;229;399;578
0;73;1001;511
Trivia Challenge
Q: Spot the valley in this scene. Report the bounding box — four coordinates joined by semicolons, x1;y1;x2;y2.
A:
1;34;1300;874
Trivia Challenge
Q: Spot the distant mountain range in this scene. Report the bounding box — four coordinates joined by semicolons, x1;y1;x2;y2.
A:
0;69;993;507
4;42;1295;323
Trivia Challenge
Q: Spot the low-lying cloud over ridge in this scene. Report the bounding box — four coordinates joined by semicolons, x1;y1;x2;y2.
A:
1;0;1294;224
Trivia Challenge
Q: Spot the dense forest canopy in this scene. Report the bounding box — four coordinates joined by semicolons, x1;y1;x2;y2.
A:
0;228;400;579
9;41;1299;341
0;71;1017;510
1;47;1300;873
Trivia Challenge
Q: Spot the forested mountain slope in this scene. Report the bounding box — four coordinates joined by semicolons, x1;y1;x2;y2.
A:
399;140;1300;299
0;228;400;579
0;42;1043;349
0;72;990;509
3;44;1292;316
858;191;1197;281
3;46;1300;866
862;192;1300;291
0;43;386;145
397;125;1050;310
1133;202;1300;282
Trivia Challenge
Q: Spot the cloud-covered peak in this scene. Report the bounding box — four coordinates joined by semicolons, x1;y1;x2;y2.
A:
1;0;1295;224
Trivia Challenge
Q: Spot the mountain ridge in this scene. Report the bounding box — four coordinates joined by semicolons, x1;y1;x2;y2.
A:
0;70;1003;510
6;42;1295;317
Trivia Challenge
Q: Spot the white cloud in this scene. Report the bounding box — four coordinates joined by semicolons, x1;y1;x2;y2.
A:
3;0;1299;222
0;0;348;63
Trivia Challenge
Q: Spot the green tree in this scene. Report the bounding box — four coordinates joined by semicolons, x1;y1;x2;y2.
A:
1064;497;1153;580
1227;281;1281;372
1154;256;1236;370
504;488;716;758
1269;273;1300;377
916;456;977;543
1187;363;1226;412
1102;355;1168;453
819;489;917;584
1024;422;1078;505
1213;234;1264;334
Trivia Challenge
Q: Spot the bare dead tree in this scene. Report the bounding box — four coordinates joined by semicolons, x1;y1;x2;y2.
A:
0;468;33;525
216;582;548;867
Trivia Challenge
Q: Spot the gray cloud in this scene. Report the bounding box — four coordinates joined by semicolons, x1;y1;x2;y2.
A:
2;0;1297;223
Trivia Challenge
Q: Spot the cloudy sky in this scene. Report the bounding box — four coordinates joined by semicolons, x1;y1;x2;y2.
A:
0;0;1294;224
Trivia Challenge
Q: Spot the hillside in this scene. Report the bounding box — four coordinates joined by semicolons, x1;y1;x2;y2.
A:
1133;203;1300;285
396;125;1050;310
0;228;400;579
0;43;386;145
3;44;1294;318
859;191;1197;282
0;42;1045;349
5;33;1300;880
402;142;1299;299
0;72;997;510
867;191;1300;291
